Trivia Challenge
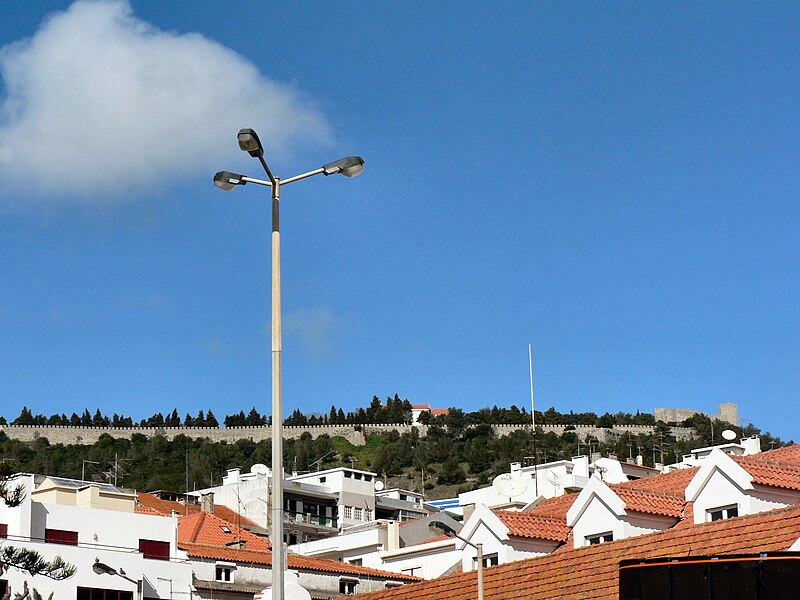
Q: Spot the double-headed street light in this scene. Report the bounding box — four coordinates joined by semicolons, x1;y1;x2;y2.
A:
214;128;363;600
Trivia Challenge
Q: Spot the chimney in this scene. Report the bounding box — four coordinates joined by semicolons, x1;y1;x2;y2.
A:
200;492;215;514
386;521;400;552
462;504;476;523
224;468;241;485
741;436;762;455
636;455;644;466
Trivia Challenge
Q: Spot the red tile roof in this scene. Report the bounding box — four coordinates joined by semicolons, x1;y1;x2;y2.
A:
137;492;260;529
526;492;578;520
734;456;800;491
354;502;800;599
615;466;698;495
178;511;270;551
614;488;684;519
492;511;570;543
755;443;800;464
180;543;420;582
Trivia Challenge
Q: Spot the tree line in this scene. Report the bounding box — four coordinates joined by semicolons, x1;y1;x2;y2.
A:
3;396;665;430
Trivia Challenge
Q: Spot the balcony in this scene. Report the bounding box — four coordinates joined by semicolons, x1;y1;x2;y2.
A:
285;511;338;529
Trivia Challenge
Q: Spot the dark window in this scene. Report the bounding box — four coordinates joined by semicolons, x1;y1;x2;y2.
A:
319;477;326;483
139;539;170;560
215;566;232;582
707;505;738;522
587;532;613;545
339;580;357;595
77;587;133;600
0;581;7;598
473;553;499;568
349;559;363;566
0;524;7;539
45;528;78;546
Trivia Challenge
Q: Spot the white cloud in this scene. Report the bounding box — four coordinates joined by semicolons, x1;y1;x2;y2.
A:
0;0;331;204
283;306;341;360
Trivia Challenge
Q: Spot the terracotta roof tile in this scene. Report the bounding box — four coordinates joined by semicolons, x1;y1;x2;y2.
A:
614;488;684;518
178;511;270;550
526;492;578;520
754;443;800;465
180;543;420;582
734;457;800;491
615;466;698;495
492;511;570;543
353;503;800;599
137;492;260;529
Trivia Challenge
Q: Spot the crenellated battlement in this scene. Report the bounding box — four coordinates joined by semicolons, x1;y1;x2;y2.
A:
0;422;695;445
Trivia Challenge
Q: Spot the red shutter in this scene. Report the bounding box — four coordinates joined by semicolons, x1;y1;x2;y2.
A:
0;523;7;538
139;539;170;560
45;528;78;545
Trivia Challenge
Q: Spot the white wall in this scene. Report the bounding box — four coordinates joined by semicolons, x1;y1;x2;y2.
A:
0;475;192;600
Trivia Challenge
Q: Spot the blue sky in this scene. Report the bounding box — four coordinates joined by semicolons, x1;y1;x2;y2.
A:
0;2;797;440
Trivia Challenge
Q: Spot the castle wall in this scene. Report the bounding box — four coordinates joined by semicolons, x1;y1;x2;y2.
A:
655;403;738;426
0;422;696;446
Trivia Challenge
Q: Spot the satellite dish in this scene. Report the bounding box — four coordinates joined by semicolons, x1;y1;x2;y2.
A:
251;463;269;475
492;473;527;499
374;480;385;492
721;429;737;441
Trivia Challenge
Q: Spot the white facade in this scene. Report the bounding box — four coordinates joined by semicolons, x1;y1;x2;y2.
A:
0;474;192;600
190;466;381;532
458;456;592;510
457;505;560;571
684;448;800;524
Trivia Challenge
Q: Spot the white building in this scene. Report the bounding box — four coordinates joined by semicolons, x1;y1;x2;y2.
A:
0;474;192;600
189;466;427;545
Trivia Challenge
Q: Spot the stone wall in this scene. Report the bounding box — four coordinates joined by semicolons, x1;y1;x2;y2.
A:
655;403;738;427
0;422;696;446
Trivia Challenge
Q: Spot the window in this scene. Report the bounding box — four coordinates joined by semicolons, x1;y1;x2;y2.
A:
339;580;358;595
0;581;7;598
354;507;363;521
364;475;372;482
319;477;326;484
220;525;232;534
77;588;133;600
45;529;78;546
473;553;499;568
344;506;353;519
402;567;421;577
707;505;738;522
215;566;234;582
586;532;614;546
349;559;363;566
354;473;363;480
0;524;7;539
344;471;352;478
139;539;170;560
364;509;373;521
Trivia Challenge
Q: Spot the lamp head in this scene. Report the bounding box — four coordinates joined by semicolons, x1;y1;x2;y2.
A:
323;156;365;177
213;171;246;191
237;128;264;157
93;559;116;576
428;520;457;538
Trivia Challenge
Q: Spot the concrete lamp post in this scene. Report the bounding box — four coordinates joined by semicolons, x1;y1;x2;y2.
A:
429;520;485;600
214;129;363;600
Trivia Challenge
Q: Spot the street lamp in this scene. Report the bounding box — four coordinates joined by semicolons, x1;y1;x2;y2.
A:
428;520;485;600
214;128;363;600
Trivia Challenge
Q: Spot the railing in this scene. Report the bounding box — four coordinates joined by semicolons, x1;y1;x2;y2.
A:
284;511;338;528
